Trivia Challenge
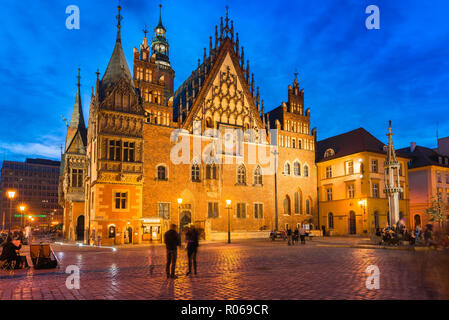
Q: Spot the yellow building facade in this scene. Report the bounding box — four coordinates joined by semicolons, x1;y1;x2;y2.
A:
316;128;410;236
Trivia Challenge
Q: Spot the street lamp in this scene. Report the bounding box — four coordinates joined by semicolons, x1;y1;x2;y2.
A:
358;199;367;233
177;198;183;232
19;205;26;229
7;190;16;232
226;199;232;244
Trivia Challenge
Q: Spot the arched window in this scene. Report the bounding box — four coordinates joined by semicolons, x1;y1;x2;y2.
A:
328;213;334;229
157;165;167;180
284;162;291;175
304;165;309;177
191;163;200;182
254;166;262;185
324;148;335;158
283;196;291;215
206;163;217;180
293;162;301;176
294;191;301;214
306;199;311;215
206;117;213;128
237;164;247;185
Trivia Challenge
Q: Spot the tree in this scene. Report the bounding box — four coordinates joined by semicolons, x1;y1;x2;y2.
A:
425;196;449;239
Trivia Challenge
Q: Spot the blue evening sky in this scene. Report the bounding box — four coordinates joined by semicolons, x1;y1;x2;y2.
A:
0;0;448;162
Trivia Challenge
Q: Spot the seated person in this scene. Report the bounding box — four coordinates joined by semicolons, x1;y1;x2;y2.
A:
0;234;23;269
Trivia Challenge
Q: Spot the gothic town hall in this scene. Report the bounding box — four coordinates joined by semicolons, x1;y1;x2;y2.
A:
59;5;317;244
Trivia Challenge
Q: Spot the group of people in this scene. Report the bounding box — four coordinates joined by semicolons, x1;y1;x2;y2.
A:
163;224;199;279
0;231;27;270
378;221;436;246
286;227;307;245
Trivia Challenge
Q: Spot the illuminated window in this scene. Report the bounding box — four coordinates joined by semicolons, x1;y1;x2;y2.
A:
145;69;152;82
345;161;354;175
158;203;170;219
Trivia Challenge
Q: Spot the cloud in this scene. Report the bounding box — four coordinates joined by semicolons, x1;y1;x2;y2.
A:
0;141;61;160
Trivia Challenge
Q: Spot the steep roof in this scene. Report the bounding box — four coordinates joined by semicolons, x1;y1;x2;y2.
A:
397;145;449;169
65;71;87;153
100;6;134;97
316;127;409;162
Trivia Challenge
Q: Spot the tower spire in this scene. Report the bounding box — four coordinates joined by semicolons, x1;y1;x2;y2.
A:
116;3;123;42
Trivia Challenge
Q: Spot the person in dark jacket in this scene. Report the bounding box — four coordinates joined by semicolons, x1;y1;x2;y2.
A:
0;233;23;269
185;225;199;275
164;224;180;279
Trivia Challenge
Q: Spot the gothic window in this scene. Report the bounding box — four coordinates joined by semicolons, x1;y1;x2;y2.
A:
123;142;135;162
71;169;83;188
328;213;334;229
237;164;247;185
109;140;121;161
304;165;309;177
254;203;263;219
206;117;213;128
191;163;200;182
208;202;219;218
293;162;301;176
306;199;311;215
157;165;167;180
206;163;217;180
237;203;247;218
114;192;127;209
284;162;291;175
297;139;302;149
254;166;262;185
292;139;296;148
294;191;301;214
283;196;291;215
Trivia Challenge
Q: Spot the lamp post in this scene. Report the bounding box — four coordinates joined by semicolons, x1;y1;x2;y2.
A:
177;198;183;233
19;205;26;230
271;149;279;231
226;200;232;244
358;199;367;233
7;190;16;232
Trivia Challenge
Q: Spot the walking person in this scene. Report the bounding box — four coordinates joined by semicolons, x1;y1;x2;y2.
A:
185;225;199;276
287;227;292;246
164;224;180;279
293;228;299;245
299;225;306;245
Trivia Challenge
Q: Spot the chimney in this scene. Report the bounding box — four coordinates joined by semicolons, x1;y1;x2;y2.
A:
410;142;416;152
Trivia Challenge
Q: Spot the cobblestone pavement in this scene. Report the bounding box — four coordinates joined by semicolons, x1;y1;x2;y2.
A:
1;239;448;300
